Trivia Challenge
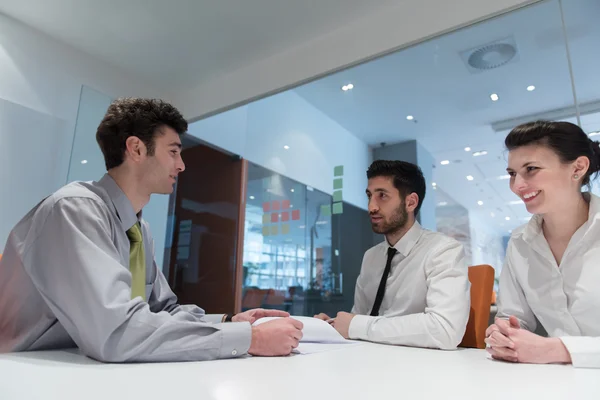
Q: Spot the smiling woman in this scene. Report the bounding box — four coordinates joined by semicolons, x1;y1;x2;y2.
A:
487;120;600;368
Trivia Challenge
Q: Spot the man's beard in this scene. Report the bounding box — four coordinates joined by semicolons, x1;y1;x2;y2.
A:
371;204;409;235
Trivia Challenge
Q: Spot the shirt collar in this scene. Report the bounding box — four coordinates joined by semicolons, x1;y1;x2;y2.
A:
386;221;424;257
97;173;139;232
522;192;600;243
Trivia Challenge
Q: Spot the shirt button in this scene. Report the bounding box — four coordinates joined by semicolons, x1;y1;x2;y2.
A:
231;349;238;356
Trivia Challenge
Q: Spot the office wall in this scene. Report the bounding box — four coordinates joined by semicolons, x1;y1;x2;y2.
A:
0;14;169;258
189;90;371;210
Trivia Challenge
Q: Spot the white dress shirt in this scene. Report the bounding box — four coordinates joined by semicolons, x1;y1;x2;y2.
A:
0;174;250;362
349;221;470;350
497;193;600;369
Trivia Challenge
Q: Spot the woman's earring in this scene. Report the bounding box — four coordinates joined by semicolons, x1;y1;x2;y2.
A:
574;174;579;180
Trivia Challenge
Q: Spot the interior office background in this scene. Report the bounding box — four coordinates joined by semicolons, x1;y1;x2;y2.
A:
1;0;598;316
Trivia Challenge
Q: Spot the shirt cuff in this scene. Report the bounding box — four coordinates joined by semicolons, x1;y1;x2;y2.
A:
204;314;226;324
559;336;600;368
349;314;373;340
218;321;252;359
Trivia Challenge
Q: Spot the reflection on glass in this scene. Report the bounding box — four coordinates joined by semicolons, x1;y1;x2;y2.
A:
242;163;341;315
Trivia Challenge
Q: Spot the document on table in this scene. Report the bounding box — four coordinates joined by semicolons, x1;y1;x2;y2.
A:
252;316;362;354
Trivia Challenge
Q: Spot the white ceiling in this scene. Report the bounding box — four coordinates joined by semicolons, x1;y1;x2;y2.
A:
0;0;397;91
294;0;600;234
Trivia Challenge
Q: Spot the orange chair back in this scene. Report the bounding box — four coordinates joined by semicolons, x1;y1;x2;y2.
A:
459;264;495;349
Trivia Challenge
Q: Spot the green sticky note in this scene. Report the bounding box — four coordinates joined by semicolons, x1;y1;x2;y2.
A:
334;165;344;177
321;204;331;217
282;224;290;235
271;225;279;235
333;190;343;202
262;214;270;225
262;226;270;236
333;178;343;190
333;202;343;215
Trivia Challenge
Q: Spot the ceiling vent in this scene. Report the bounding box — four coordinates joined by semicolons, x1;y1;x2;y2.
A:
460;36;519;74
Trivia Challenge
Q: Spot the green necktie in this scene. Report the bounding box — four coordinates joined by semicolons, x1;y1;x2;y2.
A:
126;222;146;301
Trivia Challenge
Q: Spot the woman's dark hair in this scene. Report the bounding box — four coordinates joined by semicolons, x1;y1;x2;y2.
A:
366;160;426;216
505;120;600;187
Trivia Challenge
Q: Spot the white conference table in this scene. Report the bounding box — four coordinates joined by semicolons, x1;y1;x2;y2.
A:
1;342;598;400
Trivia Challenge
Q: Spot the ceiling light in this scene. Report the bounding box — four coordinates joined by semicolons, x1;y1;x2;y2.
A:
466;175;474;181
490;93;499;102
477;201;483;206
508;200;524;205
472;151;488;157
464;147;471;152
527;85;536;92
497;174;511;180
406;115;414;121
589;131;600;137
283;145;290;150
432;182;437;187
490;212;495;218
440;160;450;165
290;189;295;193
80;160;88;164
342;83;354;91
249;196;255;200
438;202;448;206
505;216;511;221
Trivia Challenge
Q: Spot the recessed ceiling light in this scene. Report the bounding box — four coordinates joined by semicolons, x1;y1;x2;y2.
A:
490;93;499;102
527;85;536;92
406;115;414;121
438;202;448;206
290;189;294;193
80;160;88;164
283;145;290;150
490;212;495;218
505;216;511;221
464;147;471;152
477;200;483;206
440;160;450;165
466;175;474;181
497;174;511;180
342;83;354;91
249;196;255;200
473;151;488;157
432;182;437;187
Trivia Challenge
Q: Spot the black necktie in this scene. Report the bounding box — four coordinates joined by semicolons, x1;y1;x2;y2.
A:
370;247;397;316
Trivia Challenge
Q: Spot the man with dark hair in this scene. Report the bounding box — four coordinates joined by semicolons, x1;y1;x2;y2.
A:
316;160;470;350
0;98;302;362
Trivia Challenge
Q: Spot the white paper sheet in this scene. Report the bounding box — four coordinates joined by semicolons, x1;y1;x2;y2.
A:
252;316;362;354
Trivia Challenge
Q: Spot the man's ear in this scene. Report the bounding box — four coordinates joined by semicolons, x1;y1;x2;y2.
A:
124;136;146;162
405;192;419;213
